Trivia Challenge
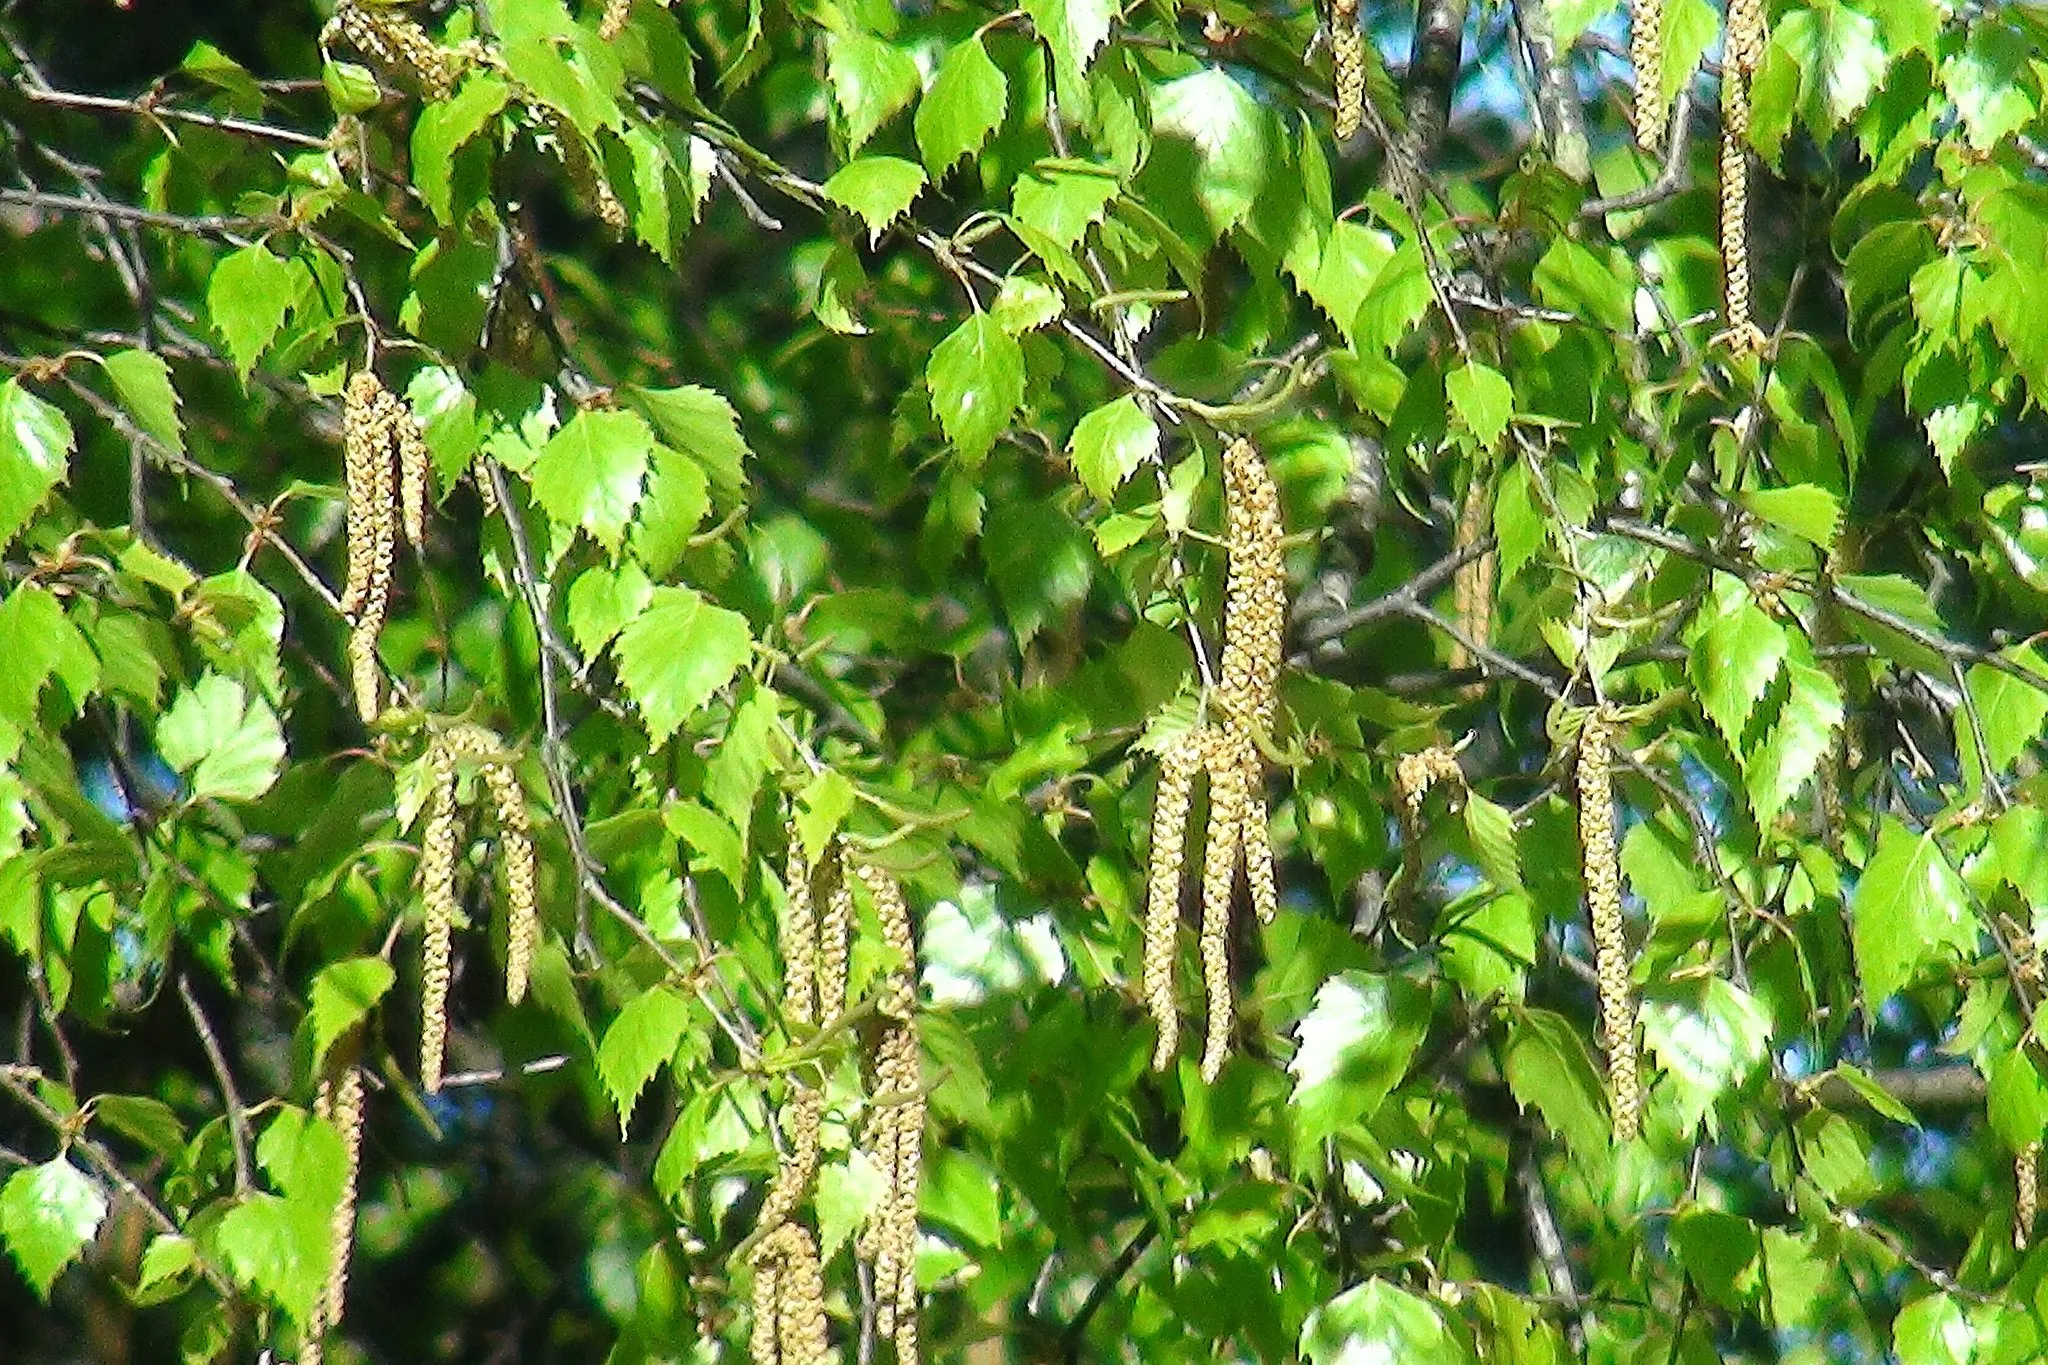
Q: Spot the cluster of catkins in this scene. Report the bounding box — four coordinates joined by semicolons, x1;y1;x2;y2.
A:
1144;437;1289;1083
1327;0;1365;140
748;837;924;1364
415;724;541;1095
325;0;461;99
1576;706;1644;1142
339;371;432;723
302;1043;366;1365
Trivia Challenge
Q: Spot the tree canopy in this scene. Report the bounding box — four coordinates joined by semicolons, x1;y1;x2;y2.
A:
4;0;2048;1361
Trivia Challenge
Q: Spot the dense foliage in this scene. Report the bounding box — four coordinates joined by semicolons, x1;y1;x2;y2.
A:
4;0;2048;1361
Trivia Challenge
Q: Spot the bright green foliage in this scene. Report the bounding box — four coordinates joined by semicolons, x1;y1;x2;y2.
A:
4;0;2048;1361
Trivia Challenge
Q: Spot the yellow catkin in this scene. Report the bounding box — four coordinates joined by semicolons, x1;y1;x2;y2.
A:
419;745;460;1094
1218;437;1286;733
329;1;458;98
1198;732;1249;1083
1396;746;1466;819
394;397;431;552
314;1062;365;1331
341;372;400;722
1577;706;1642;1141
1449;475;1496;681
1329;0;1365;140
819;859;852;1030
1241;787;1279;927
599;0;633;40
2021;1143;2042;1250
781;836;819;1025
750;1222;829;1365
1719;0;1768;355
1144;731;1203;1072
481;759;537;1007
854;861;923;1362
1630;0;1668;152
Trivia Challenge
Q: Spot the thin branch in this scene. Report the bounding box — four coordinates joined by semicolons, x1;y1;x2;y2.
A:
1516;1142;1586;1353
1583;89;1695;217
0;187;269;238
22;85;332;148
1061;1223;1157;1362
176;975;252;1195
1291;539;1496;653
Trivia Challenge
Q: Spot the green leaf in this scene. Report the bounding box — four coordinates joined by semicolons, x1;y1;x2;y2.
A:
630;446;711;578
1893;1292;1972;1365
1959;647;2048;785
322;58;380;116
614;585;754;744
795;767;857;862
1302;1279;1456;1365
1639;977;1771;1134
155;673;286;802
628;384;749;505
135;1234;197;1300
1493;458;1542;584
1771;0;1886;135
567;560;656;660
821;156;927;246
308;957;396;1065
989;274;1063;334
815;1149;887;1262
407;366;480;487
1067;396;1157;501
826;31;921;155
0;1157;107;1300
1942;27;2037;151
92;1095;186;1160
1504;1008;1609;1157
927;313;1026;467
1024;0;1117;90
1686;575;1788;753
1741;484;1841;551
982;500;1092;646
206;243;295;378
531;408;652;552
1852;816;1974;1005
216;1193;323;1325
1746;655;1843;831
1301;220;1395;346
915;36;1007;179
1147;67;1275;240
0;378;74;550
1656;0;1720;112
1669;1206;1762;1310
1446;362;1514;450
1288;972;1430;1156
1986;1048;2048;1155
1461;793;1524;894
102;350;185;456
597;984;692;1136
412;72;509;225
1013;161;1121;252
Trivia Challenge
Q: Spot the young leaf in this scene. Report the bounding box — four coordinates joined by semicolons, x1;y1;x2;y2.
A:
822;156;927;246
155;674;286;803
927;313;1025;466
614;585;754;744
0;378;74;551
1012;161;1121;252
1287;972;1430;1157
0;1158;107;1301
627;383;750;504
597;985;692;1136
412;73;509;225
206;243;295;378
826;31;921;155
102;350;185;456
530;408;652;552
308;957;397;1065
1686;575;1789;753
1746;656;1843;831
916;36;1008;179
1851;816;1974;1006
1446;361;1514;450
1067;395;1157;501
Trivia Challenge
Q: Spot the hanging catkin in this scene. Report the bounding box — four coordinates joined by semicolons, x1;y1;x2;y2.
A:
599;0;633;40
1329;0;1366;140
855;860;923;1364
749;1222;829;1365
480;759;538;1006
341;373;399;722
2021;1143;2041;1250
1143;731;1203;1073
1577;706;1643;1141
1448;474;1497;687
1629;0;1669;152
418;743;459;1094
1719;0;1768;354
1198;731;1250;1082
302;1054;366;1365
327;0;458;98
